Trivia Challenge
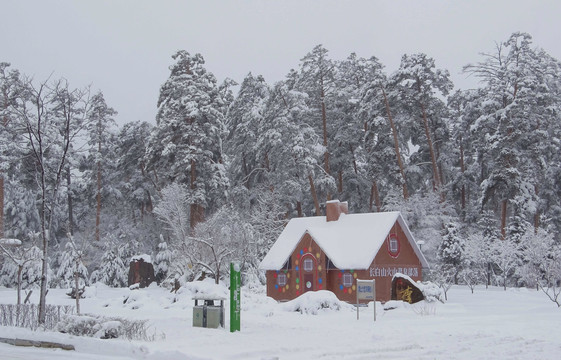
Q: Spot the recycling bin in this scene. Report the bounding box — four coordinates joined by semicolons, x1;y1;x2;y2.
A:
192;296;225;328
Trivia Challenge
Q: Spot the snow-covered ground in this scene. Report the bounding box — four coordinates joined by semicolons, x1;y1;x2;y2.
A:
0;282;559;359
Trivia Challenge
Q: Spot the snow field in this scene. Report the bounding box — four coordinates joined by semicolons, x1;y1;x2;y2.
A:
0;282;560;359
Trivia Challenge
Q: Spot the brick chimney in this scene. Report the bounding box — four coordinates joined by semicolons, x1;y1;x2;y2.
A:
326;200;348;222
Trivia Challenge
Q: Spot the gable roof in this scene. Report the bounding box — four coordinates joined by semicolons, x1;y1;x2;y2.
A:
260;211;429;270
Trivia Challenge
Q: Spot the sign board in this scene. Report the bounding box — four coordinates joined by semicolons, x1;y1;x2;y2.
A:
230;262;241;332
356;279;376;321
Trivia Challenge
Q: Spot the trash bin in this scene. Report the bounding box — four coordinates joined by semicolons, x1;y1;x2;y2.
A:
192;296;225;328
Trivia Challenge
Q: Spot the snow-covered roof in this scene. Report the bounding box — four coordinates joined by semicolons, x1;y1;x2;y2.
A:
260;211;428;270
131;254;152;264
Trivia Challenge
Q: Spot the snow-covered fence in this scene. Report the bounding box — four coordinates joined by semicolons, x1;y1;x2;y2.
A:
0;304;74;330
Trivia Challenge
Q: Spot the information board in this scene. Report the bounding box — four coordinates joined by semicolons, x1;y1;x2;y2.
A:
356;279;376;321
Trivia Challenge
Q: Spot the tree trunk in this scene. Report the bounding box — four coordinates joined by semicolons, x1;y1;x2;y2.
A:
501;199;507;240
420;102;442;191
382;88;409;200
534;184;539;233
338;170;343;194
308;174;320;216
95;141;102;241
320;79;331;201
0;172;3;239
296;201;303;217
74;263;80;315
459;137;466;211
190;159;204;230
242;154;250;189
17;265;23;306
38;184;48;324
66;168;74;236
369;181;381;212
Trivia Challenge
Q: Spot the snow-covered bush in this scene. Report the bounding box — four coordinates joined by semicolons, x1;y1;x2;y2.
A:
0;245;45;289
0;304;74;331
57;314;154;340
56;241;89;289
153;239;172;284
90;238;128;287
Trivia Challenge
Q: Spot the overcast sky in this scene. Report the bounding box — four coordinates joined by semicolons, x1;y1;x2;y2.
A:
2;1;561;126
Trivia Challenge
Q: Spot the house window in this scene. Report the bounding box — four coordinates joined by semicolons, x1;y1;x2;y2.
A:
388;234;400;257
343;272;353;287
303;258;314;272
277;273;287;287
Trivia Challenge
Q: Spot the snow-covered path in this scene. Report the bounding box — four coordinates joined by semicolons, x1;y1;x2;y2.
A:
0;284;559;359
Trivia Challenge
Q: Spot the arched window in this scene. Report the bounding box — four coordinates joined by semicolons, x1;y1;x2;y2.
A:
388;234;400;257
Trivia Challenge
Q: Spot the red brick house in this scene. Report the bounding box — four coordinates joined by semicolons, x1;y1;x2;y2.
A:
260;200;429;303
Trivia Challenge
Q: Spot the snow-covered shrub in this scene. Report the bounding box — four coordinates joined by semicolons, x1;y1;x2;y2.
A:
153;239;172;284
57;314;154;340
56;241;89;289
0;245;45;289
90;238;128;287
417;281;445;303
426;264;455;301
0;304;74;330
282;290;354;315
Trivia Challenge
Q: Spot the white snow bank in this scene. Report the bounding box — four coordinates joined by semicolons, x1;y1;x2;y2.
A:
182;278;228;300
281;290;355;315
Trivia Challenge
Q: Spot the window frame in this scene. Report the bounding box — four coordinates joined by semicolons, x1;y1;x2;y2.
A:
277;273;287;287
388;233;400;258
342;272;353;287
303;258;314;272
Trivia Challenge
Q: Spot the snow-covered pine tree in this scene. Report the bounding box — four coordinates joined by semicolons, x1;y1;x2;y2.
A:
91;238;128;288
391;53;453;195
437;222;464;284
225;73;269;192
256;80;326;216
154;238;172;284
295;45;337;200
0;63;26;239
357;55;410;205
84;92;118;242
146;51;231;230
56;241;89;289
333;53;385;211
464;32;561;238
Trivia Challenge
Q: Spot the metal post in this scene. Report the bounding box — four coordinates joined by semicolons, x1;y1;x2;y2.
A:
373;279;376;322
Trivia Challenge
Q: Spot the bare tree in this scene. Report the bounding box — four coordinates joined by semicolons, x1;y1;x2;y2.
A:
13;77;91;324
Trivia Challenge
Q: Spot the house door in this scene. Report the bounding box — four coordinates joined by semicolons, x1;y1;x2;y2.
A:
301;255;316;293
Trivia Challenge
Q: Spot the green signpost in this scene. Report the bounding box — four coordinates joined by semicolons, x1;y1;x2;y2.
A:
230;262;241;332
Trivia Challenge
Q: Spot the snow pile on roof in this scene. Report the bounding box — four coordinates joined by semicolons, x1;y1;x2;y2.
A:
261;211;428;270
281;290;355;315
131;254;152;264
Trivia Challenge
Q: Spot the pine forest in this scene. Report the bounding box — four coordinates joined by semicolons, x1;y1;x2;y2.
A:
1;32;561;308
